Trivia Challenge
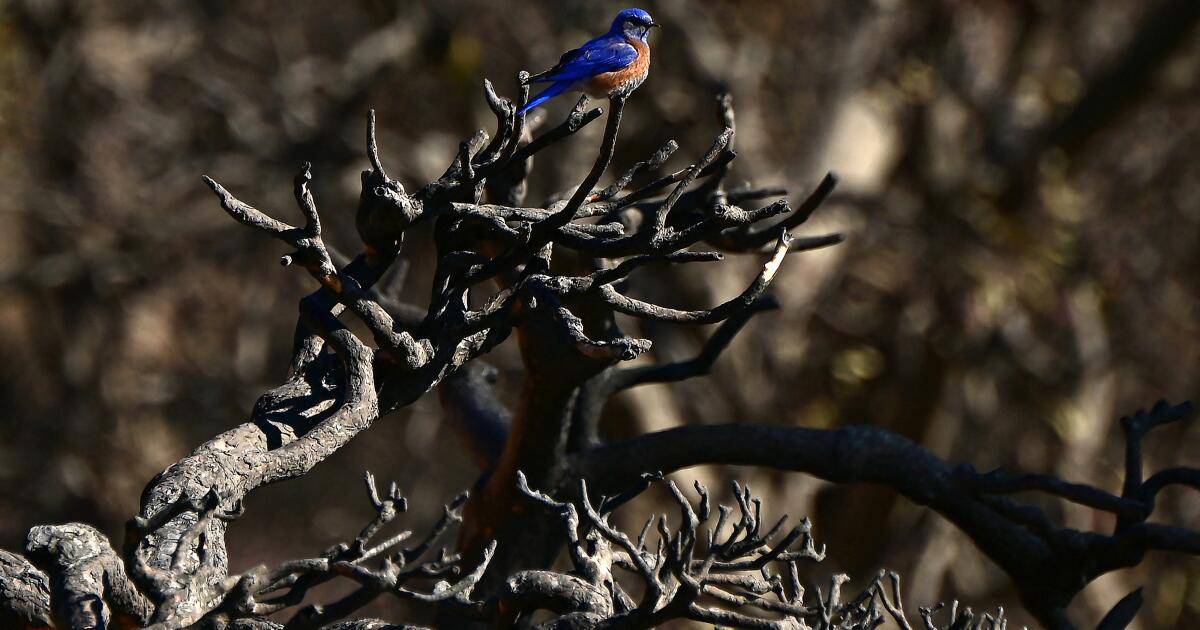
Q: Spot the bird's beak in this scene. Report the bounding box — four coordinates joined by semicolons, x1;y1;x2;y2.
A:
648;22;661;29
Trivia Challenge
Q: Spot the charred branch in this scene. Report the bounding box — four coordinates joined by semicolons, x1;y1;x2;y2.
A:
181;475;492;630
505;474;1007;630
571;400;1199;628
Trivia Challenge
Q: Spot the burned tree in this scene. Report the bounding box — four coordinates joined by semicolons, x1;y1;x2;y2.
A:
0;72;1196;630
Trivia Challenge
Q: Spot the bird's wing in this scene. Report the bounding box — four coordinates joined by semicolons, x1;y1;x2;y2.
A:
528;36;638;83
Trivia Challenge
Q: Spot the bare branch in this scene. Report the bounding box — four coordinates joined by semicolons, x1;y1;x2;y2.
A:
594;139;679;202
609;295;778;390
24;524;153;629
598;231;792;323
0;550;52;630
506;95;603;165
955;465;1146;519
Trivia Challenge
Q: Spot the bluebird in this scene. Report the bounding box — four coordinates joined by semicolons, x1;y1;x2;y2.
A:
520;8;658;114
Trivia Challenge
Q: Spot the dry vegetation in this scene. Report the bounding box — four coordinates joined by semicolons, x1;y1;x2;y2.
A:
1;1;1199;628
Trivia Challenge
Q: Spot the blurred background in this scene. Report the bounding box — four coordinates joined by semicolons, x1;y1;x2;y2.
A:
1;1;1198;627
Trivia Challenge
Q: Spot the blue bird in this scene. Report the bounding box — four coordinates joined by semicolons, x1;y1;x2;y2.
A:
520;8;658;114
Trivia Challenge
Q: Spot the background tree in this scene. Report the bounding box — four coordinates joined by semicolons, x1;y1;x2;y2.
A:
1;1;1199;628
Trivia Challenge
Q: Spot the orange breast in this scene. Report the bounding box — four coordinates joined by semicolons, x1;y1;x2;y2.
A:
586;38;650;98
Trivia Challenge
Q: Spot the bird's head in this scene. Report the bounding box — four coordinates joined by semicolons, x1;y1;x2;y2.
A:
612;8;658;42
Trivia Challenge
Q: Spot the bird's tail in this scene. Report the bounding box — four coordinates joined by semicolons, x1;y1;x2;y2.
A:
520;81;571;114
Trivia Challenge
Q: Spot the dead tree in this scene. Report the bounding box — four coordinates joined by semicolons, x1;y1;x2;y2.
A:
0;73;1196;630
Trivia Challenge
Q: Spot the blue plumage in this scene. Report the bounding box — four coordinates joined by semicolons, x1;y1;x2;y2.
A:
530;40;639;84
520;8;657;114
522;81;573;112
